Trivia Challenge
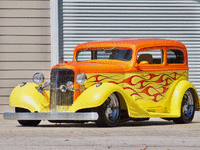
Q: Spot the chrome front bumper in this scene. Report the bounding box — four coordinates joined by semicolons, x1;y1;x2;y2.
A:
3;112;98;121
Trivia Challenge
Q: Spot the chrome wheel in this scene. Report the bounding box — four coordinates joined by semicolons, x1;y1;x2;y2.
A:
173;89;195;124
182;90;194;119
105;93;120;124
96;93;120;127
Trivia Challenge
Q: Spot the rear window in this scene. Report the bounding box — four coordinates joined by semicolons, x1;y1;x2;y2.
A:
167;49;184;64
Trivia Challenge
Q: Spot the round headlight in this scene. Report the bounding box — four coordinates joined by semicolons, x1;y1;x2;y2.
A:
66;81;74;91
59;85;67;93
76;73;87;85
33;72;45;85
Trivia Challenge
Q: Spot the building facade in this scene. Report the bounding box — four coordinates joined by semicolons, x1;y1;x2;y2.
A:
0;0;51;113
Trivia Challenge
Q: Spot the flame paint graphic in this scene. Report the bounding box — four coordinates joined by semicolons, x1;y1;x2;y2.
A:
86;72;187;102
87;74;122;86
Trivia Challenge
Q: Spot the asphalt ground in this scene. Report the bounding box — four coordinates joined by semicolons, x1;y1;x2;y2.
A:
1;112;200;150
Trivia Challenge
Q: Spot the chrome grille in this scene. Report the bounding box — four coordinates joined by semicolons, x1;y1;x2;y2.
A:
50;68;74;112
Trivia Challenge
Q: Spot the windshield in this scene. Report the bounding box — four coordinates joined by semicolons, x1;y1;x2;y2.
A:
76;48;132;61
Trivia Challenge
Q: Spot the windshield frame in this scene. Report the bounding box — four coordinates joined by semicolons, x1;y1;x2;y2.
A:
75;48;133;62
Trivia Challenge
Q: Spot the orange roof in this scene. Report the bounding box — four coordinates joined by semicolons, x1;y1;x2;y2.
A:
74;39;186;52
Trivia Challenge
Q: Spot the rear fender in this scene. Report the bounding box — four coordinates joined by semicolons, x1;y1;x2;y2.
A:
9;83;50;112
68;83;149;117
170;80;199;116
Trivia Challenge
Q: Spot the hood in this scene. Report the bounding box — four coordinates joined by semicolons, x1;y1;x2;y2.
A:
52;60;129;73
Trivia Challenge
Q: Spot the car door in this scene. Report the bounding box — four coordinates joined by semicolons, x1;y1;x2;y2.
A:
123;47;165;112
124;46;187;113
135;47;167;112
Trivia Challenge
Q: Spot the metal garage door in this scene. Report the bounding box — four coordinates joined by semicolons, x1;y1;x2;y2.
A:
58;0;200;94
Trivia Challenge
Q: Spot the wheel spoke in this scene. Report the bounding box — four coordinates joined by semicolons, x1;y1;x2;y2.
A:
182;91;194;119
184;105;194;119
96;93;120;127
105;94;120;123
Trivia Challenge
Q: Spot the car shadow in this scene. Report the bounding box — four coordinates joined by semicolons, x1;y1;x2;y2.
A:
18;119;184;128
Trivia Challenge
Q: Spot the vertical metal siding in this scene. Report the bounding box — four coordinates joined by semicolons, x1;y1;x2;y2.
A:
59;0;200;94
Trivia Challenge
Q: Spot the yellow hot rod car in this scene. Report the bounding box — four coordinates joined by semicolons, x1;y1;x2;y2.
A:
4;39;200;127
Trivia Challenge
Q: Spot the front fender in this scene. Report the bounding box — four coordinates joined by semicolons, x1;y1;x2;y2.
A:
9;83;49;112
68;83;149;117
170;80;199;116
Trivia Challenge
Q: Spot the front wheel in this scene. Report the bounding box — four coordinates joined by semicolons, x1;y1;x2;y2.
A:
15;107;41;126
173;89;195;124
95;93;120;127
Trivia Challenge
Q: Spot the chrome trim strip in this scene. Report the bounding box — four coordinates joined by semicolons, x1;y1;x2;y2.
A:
3;112;98;121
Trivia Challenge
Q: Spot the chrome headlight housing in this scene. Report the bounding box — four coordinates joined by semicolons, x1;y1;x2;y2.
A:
43;82;51;91
33;72;45;85
76;73;87;85
66;81;74;91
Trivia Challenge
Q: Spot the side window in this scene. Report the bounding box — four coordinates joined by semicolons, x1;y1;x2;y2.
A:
97;50;112;59
76;50;91;61
167;49;184;64
137;49;163;64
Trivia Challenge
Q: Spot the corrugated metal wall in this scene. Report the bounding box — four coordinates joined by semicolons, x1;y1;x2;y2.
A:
59;0;200;94
0;0;51;113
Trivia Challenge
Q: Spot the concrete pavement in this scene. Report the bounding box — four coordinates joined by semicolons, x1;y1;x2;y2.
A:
1;112;200;150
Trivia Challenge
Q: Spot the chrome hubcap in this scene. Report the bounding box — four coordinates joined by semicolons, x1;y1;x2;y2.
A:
105;94;120;123
182;90;194;119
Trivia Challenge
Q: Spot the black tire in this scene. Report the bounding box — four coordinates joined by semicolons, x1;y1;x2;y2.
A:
15;107;41;126
95;93;120;127
173;89;195;124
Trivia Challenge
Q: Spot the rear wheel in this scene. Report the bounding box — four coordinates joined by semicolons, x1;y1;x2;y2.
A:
15;107;41;126
95;93;120;127
173;89;195;124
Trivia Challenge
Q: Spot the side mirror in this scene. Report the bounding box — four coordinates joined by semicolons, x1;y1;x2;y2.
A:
139;61;149;65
